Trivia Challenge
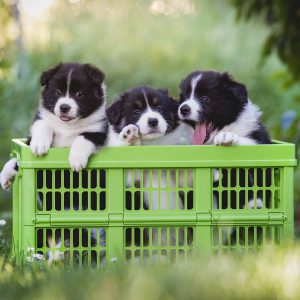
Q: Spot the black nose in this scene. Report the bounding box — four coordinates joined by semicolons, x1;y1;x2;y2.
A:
148;118;158;128
60;104;71;113
180;104;191;116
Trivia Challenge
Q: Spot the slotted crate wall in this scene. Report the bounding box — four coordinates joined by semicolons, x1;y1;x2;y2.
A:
11;139;296;267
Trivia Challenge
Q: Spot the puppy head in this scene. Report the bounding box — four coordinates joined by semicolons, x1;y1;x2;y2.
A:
178;71;248;144
41;63;105;122
106;86;179;140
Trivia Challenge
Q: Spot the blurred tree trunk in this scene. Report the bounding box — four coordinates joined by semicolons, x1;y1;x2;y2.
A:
12;0;27;79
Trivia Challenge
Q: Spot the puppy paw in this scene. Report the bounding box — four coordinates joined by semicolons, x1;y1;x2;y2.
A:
69;136;95;172
30;137;51;156
0;158;18;190
214;132;239;146
69;151;89;172
0;172;12;190
119;124;140;145
248;198;263;209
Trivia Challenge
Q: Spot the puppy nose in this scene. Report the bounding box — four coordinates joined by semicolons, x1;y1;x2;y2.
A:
148;118;158;128
60;104;71;113
180;104;191;116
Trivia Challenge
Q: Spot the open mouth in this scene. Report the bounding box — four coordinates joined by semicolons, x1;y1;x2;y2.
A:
147;129;160;134
193;122;213;145
60;115;75;122
142;129;163;139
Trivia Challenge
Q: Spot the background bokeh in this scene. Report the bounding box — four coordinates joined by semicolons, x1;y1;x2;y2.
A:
0;0;299;244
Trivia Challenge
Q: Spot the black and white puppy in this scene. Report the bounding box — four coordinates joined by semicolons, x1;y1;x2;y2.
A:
106;85;192;147
0;62;107;190
178;70;271;209
106;86;193;250
178;70;271;146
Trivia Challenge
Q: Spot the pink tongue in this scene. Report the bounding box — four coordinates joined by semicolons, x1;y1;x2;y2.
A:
193;123;207;145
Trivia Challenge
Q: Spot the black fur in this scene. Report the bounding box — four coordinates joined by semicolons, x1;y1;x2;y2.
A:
80;129;108;148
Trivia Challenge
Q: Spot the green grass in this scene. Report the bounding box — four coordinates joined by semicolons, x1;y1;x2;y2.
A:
0;245;299;300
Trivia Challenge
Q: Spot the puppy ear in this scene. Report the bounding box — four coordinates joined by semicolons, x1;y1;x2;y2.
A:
222;72;248;103
106;92;127;125
169;96;180;123
158;88;169;96
179;77;187;91
83;64;105;84
40;63;62;86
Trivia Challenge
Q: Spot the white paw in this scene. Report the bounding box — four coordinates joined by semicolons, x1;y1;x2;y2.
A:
213;169;220;182
248;199;263;209
119;124;140;145
69;151;89;172
0;158;18;190
30;137;51;156
214;132;239;146
69;136;95;172
46;240;64;265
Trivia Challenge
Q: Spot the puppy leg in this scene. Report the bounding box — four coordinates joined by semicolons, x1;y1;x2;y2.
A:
69;132;106;172
69;136;95;172
46;239;64;265
30;119;53;156
0;158;18;190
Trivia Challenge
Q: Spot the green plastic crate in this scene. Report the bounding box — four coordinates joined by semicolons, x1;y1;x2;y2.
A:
11;139;297;267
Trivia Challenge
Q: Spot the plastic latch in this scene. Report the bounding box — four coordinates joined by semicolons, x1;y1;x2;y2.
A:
34;214;51;225
268;212;286;223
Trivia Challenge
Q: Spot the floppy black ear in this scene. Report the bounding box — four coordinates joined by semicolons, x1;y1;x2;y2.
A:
106;92;127;125
158;88;169;96
168;96;180;122
221;72;248;103
83;64;105;84
179;77;188;91
40;63;62;86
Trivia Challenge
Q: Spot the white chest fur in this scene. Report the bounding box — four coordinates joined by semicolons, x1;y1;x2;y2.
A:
36;107;106;148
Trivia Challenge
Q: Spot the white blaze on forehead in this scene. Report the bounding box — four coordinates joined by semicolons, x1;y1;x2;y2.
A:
178;73;203;121
54;69;78;119
66;69;73;97
190;73;202;100
135;89;168;139
142;89;150;108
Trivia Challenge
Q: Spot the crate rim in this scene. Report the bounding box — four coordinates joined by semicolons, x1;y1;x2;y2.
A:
11;138;297;169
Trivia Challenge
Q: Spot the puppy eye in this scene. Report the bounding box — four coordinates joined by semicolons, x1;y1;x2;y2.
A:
201;96;209;102
134;110;141;116
56;89;62;96
157;105;164;112
76;91;83;98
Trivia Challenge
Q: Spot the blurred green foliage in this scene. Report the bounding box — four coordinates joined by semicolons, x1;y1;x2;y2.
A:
231;0;300;82
0;0;299;230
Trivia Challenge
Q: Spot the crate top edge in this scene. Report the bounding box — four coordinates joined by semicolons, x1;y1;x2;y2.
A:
11;138;297;168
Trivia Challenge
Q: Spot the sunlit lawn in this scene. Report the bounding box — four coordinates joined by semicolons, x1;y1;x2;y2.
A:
0;245;299;300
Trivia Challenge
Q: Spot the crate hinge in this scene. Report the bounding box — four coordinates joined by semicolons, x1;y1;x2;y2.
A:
210;212;286;225
268;212;286;224
33;214;51;225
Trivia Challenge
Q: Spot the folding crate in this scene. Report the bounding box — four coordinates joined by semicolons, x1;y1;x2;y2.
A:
11;139;297;267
